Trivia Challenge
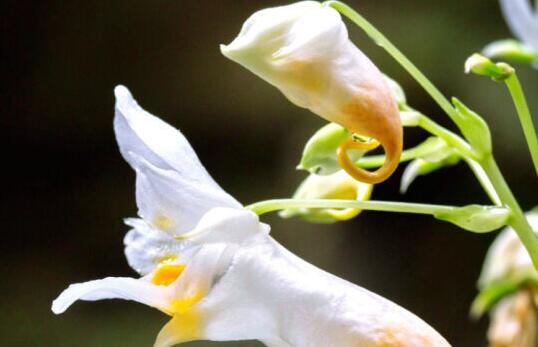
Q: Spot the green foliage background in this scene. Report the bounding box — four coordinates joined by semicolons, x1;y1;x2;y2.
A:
2;1;537;346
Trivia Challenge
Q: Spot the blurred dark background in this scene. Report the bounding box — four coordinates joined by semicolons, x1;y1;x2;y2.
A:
2;1;537;346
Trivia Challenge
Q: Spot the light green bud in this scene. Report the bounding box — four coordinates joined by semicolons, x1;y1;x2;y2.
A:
400;149;460;194
279;170;373;223
434;205;510;233
464;53;514;81
298;123;367;175
452;98;492;158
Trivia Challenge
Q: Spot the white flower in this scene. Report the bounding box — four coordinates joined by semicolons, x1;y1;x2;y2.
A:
221;1;402;184
52;86;450;347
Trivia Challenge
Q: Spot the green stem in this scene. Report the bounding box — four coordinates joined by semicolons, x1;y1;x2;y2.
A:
416;114;475;158
246;199;456;216
325;0;460;124
481;155;538;268
504;74;538;175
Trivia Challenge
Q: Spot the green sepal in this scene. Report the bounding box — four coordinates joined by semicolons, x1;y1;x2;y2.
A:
483;39;538;66
451;98;492;158
298;123;366;175
434;205;510;233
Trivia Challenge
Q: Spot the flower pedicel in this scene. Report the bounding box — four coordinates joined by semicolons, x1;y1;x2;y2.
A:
221;1;403;184
52;86;450;347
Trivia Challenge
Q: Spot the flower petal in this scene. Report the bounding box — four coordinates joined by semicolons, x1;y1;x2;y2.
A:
114;86;240;224
51;277;169;314
129;152;241;235
500;0;538;50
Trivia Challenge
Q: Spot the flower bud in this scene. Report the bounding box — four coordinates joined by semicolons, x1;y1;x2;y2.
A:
221;1;402;184
298;122;367;175
400;137;461;194
465;53;514;81
279;170;373;223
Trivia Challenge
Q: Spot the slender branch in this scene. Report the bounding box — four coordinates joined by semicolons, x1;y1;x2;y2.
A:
324;0;460;124
246;199;456;216
504;74;538;175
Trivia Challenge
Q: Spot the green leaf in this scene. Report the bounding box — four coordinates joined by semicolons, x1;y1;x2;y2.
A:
434;205;510;233
451;98;492;158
